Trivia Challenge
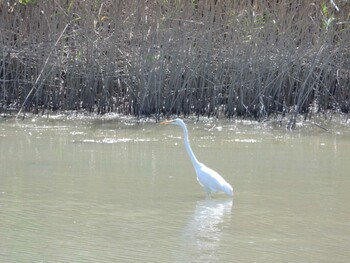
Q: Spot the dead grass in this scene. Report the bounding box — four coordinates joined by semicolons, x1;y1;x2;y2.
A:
0;0;349;121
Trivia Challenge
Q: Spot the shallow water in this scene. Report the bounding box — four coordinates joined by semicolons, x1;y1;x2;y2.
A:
0;115;349;262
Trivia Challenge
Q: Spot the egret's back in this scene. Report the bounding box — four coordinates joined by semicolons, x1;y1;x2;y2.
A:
196;164;234;197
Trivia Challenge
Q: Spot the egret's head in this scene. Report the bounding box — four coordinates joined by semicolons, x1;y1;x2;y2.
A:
160;118;184;127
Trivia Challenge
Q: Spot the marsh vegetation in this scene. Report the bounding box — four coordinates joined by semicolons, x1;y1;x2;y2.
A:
1;0;349;122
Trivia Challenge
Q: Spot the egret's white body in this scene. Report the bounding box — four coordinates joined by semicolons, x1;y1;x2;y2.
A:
160;118;233;197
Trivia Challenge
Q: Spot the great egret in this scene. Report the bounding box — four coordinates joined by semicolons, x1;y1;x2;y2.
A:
160;118;233;197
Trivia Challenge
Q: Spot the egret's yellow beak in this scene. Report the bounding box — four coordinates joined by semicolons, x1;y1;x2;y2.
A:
160;120;175;125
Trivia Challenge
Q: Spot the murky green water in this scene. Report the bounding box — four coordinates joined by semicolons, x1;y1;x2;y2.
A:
1;115;349;262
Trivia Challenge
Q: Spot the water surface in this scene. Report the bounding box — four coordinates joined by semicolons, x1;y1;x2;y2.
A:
1;115;349;262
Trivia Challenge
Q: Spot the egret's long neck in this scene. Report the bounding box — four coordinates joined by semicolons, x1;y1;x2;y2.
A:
180;124;201;168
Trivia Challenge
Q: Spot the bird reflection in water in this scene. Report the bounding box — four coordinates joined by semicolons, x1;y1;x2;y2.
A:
179;199;233;262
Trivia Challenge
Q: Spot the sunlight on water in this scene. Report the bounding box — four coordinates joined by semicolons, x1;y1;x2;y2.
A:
0;115;350;262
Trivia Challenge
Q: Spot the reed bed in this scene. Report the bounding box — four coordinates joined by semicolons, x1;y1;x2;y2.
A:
0;0;349;121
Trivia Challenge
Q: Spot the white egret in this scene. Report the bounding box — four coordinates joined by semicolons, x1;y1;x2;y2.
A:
160;118;233;197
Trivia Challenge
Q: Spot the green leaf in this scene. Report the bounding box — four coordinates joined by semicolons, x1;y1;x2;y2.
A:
19;0;37;5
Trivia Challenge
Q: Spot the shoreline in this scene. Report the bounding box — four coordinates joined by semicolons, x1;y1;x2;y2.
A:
1;109;349;131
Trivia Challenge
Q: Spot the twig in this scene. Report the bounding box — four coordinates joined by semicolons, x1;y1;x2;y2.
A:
311;122;329;131
16;23;69;119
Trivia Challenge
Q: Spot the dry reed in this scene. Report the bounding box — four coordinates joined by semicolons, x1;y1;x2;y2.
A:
0;0;349;121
